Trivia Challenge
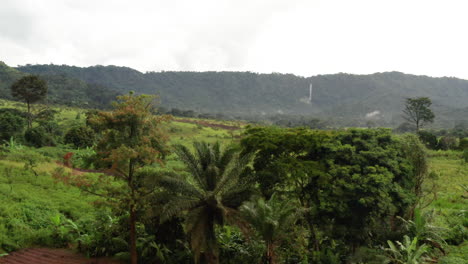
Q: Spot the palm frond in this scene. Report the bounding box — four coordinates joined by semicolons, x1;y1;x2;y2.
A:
158;173;203;199
161;197;201;223
174;144;207;189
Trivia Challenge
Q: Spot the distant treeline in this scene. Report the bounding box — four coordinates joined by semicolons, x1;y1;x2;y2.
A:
1;62;468;127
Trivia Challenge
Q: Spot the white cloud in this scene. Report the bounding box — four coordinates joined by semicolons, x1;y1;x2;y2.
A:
1;0;468;79
365;110;381;119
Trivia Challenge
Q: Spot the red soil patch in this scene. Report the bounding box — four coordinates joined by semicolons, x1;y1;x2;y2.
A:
176;119;240;131
0;248;121;264
56;161;104;176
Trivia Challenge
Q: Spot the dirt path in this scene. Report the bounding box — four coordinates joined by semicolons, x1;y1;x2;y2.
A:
0;248;121;264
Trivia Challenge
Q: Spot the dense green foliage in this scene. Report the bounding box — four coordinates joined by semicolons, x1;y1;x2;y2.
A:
24;127;56;147
240;127;423;261
0;109;26;142
418;130;438;149
64;126;96;148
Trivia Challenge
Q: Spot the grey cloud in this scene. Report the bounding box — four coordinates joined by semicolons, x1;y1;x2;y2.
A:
0;1;36;43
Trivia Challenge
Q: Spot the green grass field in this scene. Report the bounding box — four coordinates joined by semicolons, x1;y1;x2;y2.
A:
426;150;467;264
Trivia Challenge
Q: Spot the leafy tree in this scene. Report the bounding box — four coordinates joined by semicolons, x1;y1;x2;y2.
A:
159;142;253;264
402;97;435;132
240;194;305;264
86;93;171;264
241;127;418;257
10;75;48;128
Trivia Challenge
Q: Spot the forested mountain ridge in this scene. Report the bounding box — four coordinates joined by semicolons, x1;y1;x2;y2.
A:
0;62;119;108
6;63;468;127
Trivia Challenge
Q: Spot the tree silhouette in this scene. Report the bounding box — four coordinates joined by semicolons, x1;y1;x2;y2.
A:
11;75;47;128
402;97;435;131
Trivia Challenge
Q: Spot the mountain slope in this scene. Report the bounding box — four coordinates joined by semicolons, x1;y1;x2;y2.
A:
14;64;468;127
0;62;119;108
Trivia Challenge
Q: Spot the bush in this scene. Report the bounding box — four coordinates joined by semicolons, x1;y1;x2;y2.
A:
418;130;438;149
38;120;63;139
71;147;97;169
437;136;458;150
458;138;468;150
0;110;26;142
24;127;56;147
64;126;96;148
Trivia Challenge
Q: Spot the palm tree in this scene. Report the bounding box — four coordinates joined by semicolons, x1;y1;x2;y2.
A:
159;141;253;264
240;194;305;264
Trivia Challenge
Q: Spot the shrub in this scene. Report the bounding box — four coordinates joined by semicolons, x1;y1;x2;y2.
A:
38;120;63;138
458;138;468;150
71;147;97;169
437;136;458;150
0;110;26;142
64;126;96;148
417;130;438;149
24;127;56;147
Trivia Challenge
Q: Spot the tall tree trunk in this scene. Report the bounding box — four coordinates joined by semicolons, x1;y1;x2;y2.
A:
27;100;32;129
266;242;276;264
130;205;137;264
206;221;219;264
129;159;137;264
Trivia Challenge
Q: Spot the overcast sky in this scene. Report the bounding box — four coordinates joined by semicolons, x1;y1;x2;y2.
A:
1;0;468;78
